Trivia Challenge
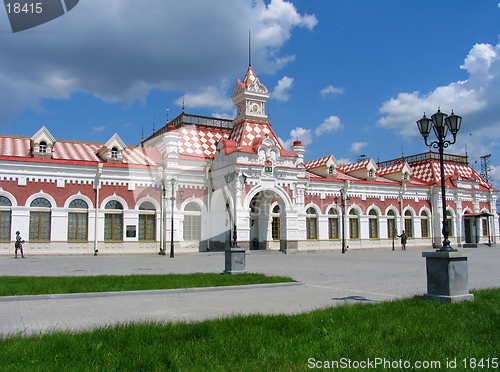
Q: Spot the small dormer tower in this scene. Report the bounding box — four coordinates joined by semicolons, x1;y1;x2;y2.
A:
31;126;56;159
97;133;126;163
231;66;270;124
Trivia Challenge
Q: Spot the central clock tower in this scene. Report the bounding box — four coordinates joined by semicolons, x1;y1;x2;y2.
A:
231;66;270;124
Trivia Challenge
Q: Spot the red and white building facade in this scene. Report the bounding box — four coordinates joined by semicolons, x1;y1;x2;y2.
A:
0;66;498;255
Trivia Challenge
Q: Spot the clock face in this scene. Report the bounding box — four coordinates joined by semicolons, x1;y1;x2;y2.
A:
253;104;259;113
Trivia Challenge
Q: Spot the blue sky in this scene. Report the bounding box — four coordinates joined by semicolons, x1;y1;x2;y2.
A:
1;0;500;187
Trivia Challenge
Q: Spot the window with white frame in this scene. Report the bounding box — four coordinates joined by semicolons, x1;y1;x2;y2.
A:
328;208;339;240
183;202;201;241
0;196;12;241
349;209;359;239
68;199;88;241
421;211;429;238
139;202;156;241
104;200;123;241
387;209;396;238
30;197;51;241
369;209;378;239
306;207;317;240
404;210;413;238
482;218;489;237
446;210;453;237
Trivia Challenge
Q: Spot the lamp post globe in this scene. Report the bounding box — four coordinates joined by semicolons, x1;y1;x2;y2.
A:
416;108;461;252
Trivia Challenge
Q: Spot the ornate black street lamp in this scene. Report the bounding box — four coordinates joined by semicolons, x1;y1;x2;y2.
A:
224;171;247;247
417;108;462;252
159;181;166;255
169;178;184;258
334;189;350;254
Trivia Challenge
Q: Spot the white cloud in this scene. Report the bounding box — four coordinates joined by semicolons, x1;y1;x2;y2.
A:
175;86;233;111
315;116;343;136
378;40;500;161
211;109;237;120
271;76;294;101
336;158;352;165
280;126;313;150
0;0;317;124
320;85;345;98
91;126;105;134
349;142;368;154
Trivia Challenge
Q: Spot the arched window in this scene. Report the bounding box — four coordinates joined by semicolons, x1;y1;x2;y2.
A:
0;196;12;241
39;141;47;153
110;147;119;159
68;199;88;241
328;208;339;240
139;202;156;241
183;202;201;241
271;204;280;241
104;200;123;241
30;197;51;241
368;169;375;178
404;210;413;238
420;211;429;238
446;210;453;237
349;209;359;239
327;165;335;175
387;210;396;238
306;207;317;240
369;209;378;239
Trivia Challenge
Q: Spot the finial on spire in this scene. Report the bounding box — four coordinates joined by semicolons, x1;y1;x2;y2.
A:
166;107;170;124
182;96;185;113
141;126;144;141
249;30;251;67
153;116;155;134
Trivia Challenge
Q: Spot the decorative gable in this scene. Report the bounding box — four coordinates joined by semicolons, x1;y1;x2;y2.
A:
377;162;412;182
97;133;126;163
339;158;378;180
305;155;339;178
31;126;56;159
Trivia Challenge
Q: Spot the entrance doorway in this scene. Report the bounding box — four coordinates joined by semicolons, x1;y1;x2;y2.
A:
249;190;286;250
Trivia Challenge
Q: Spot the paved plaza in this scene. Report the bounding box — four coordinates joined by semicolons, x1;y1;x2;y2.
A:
1;246;499;337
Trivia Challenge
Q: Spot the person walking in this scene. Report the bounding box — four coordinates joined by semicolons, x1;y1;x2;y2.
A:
15;231;25;258
398;230;407;250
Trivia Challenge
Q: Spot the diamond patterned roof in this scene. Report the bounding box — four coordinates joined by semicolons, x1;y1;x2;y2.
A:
304;155;334;170
338;159;372;173
178;127;227;158
377;162;408;177
228;121;282;149
411;160;490;188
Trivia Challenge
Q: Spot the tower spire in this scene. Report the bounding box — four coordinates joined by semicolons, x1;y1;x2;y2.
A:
249;30;251;67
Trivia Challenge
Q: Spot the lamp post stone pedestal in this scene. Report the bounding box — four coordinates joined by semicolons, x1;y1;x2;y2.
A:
422;251;474;302
225;247;246;274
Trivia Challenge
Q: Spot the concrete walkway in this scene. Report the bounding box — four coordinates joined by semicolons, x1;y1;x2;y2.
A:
1;246;499;337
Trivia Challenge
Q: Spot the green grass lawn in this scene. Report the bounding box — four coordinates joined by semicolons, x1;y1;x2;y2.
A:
0;273;295;297
1;288;499;371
